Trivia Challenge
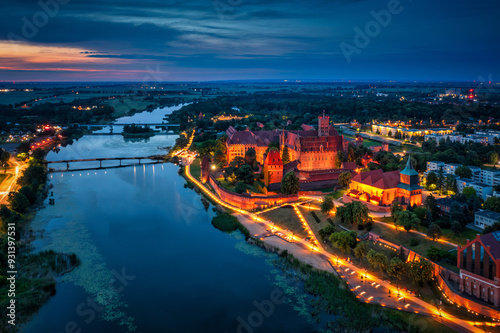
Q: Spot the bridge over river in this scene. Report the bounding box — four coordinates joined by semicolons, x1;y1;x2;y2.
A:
45;156;165;172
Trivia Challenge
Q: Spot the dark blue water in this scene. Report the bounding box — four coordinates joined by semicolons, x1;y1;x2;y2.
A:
21;106;316;333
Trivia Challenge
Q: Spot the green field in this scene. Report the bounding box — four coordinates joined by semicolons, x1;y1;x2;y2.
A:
260;206;309;238
343;134;381;147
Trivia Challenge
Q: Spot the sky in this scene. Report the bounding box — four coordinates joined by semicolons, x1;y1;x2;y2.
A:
0;0;499;82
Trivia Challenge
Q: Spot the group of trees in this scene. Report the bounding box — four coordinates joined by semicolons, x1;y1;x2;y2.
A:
422;137;500;167
320;224;434;286
336;201;373;228
7;149;48;214
425;168;458;194
0;149;9;173
280;171;300;195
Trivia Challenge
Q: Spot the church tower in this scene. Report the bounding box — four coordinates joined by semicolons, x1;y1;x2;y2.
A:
318;110;330;137
397;156;422;206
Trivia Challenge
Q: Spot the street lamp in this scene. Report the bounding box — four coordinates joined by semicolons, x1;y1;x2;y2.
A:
336;255;339;266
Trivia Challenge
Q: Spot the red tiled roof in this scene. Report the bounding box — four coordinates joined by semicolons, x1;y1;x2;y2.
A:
342;162;357;170
301;124;315;131
352;169;400;189
480;233;500;260
264;150;283;166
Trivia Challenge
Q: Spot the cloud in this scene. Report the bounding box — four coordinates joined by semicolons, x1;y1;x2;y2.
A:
0;0;498;80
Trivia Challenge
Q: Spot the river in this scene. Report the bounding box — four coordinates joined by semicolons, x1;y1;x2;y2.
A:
21;104;317;333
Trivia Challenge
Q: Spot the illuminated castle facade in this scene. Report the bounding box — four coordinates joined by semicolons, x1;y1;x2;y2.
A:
226;112;346;172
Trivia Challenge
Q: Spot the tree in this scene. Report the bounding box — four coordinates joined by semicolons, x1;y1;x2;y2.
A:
390;202;403;219
280;171;300;195
320;196;334;214
265;142;279;154
353;241;368;263
31;148;46;162
281;146;291;165
367;249;378;270
488;151;499;165
484;196;500;213
408;257;433;285
338;172;352;187
455;166;472;179
334;151;345;168
336;201;371;226
388;257;406;291
236;165;254;184
213;149;226;165
234;182;248;194
426;223;442;241
244;148;256;166
388;130;392;137
462;186;477;199
0;149;9;173
484;222;500;234
426;172;438;188
18;186;36;205
424;194;439;219
18;164;47;187
437;167;444;193
8;192;30;213
394;210;420;232
329;231;357;255
451;220;464;234
426;246;445;261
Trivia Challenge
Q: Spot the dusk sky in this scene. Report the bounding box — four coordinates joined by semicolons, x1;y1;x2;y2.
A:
1;0;499;82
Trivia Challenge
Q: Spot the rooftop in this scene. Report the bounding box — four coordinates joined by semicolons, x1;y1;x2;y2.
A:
476;210;500;220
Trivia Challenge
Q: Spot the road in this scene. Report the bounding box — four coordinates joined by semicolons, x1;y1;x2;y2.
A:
0;156;24;205
184;164;490;333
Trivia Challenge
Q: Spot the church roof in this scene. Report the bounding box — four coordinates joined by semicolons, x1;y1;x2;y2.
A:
479;231;500;260
352;169;400;189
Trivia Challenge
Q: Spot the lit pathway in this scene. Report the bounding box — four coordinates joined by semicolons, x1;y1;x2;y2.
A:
0;157;24;205
184;164;487;333
302;194;459;248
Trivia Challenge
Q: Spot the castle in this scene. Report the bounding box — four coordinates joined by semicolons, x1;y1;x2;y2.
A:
226;112;346;172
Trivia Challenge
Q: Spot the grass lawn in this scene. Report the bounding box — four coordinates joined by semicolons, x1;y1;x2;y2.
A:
296;205;338;246
0;173;8;184
215;177;264;194
327;188;347;200
441;227;478;246
190;158;201;180
369;222;455;257
343;134;381;147
260;206;309;239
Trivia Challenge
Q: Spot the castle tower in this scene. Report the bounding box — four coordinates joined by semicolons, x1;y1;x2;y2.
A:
200;155;210;183
318;110;330;137
263;150;283;187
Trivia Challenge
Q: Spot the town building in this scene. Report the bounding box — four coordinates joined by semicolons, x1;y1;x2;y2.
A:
474;210;500;230
436;198;466;215
457;232;500;306
371;124;453;138
426;161;445;172
344;158;422;210
444;163;461;175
